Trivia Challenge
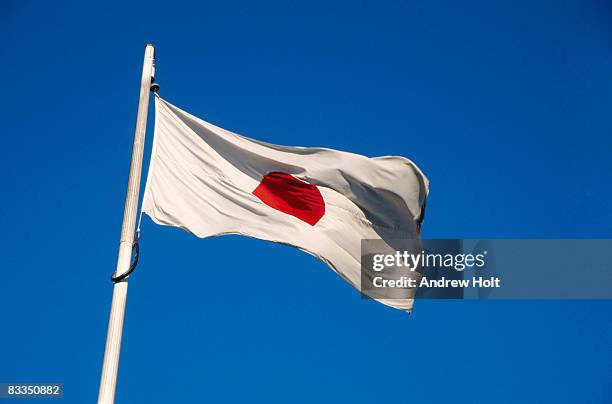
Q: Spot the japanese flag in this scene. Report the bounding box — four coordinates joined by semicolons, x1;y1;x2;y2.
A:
142;96;429;312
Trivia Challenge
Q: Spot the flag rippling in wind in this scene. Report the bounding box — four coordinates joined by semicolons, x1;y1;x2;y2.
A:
142;96;429;312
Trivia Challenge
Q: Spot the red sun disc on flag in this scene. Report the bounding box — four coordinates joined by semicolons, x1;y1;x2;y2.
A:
252;172;325;226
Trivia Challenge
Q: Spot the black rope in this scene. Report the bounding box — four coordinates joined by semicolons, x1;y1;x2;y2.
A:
111;232;140;283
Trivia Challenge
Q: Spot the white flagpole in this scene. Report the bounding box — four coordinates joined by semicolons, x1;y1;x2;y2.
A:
97;44;156;404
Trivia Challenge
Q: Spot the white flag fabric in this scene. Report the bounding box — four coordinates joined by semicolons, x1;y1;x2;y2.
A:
142;96;429;312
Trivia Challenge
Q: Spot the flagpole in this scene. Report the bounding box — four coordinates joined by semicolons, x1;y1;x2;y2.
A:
97;44;156;404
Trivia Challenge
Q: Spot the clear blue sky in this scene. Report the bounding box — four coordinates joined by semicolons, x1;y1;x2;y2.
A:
1;1;611;403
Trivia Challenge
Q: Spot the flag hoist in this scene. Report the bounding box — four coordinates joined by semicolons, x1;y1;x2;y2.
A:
97;44;156;404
